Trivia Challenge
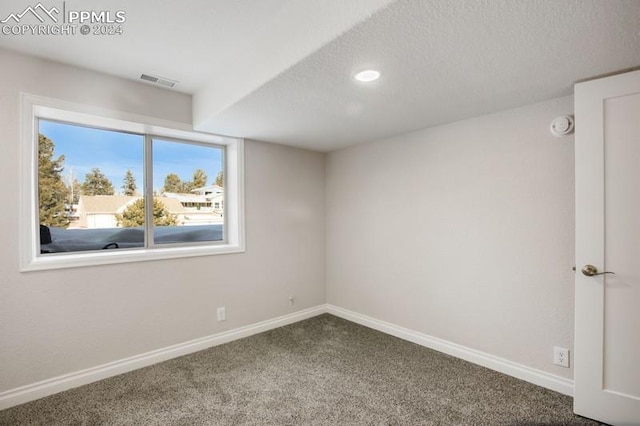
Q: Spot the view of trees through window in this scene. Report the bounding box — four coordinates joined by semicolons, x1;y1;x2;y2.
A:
37;120;224;254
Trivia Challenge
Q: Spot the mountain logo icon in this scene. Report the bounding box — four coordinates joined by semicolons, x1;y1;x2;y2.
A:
1;3;59;24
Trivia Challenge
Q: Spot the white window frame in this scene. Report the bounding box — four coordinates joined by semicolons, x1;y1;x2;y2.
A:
20;93;245;271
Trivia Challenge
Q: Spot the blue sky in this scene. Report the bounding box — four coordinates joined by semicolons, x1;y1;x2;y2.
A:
39;120;223;193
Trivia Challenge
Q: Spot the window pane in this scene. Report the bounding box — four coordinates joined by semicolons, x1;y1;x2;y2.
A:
152;138;224;245
38;120;144;254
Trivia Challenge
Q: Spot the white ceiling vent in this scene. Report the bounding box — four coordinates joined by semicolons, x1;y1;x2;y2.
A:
139;73;178;88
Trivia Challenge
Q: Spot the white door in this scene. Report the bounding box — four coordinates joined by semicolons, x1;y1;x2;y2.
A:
574;70;640;425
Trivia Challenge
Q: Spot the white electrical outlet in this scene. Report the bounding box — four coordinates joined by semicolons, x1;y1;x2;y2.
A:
554;347;570;368
217;307;226;322
288;296;295;305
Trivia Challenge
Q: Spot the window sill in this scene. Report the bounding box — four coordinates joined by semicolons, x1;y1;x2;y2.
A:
22;243;245;272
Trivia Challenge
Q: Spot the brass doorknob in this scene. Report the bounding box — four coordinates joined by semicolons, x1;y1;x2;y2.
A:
581;264;615;277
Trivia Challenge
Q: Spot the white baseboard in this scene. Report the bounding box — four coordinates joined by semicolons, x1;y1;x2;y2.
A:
0;303;573;411
0;305;327;411
326;304;574;396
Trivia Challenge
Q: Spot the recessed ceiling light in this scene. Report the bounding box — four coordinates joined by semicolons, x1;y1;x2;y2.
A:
354;69;380;82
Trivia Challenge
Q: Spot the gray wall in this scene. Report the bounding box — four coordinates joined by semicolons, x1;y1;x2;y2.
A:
326;96;576;378
0;48;326;392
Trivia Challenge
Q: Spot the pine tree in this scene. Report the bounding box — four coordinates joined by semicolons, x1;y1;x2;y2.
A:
163;169;209;193
214;171;224;187
192;169;208;189
81;168;115;195
38;134;69;227
116;198;178;227
163;173;183;193
181;180;194;193
122;169;137;196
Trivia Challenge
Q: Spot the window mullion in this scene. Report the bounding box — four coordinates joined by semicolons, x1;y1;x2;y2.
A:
144;134;154;248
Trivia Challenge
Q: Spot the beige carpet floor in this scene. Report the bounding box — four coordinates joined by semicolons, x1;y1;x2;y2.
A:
0;314;603;425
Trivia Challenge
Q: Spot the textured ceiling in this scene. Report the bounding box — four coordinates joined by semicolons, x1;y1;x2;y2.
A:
1;0;639;151
196;0;640;151
0;0;393;94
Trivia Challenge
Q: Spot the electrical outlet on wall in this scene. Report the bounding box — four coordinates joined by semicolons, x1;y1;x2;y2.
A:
288;296;295;305
217;307;226;322
553;346;570;368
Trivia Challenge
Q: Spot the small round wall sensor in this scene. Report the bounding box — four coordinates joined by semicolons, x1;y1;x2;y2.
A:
550;115;574;137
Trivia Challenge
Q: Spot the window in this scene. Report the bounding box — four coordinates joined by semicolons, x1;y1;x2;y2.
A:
21;94;244;271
